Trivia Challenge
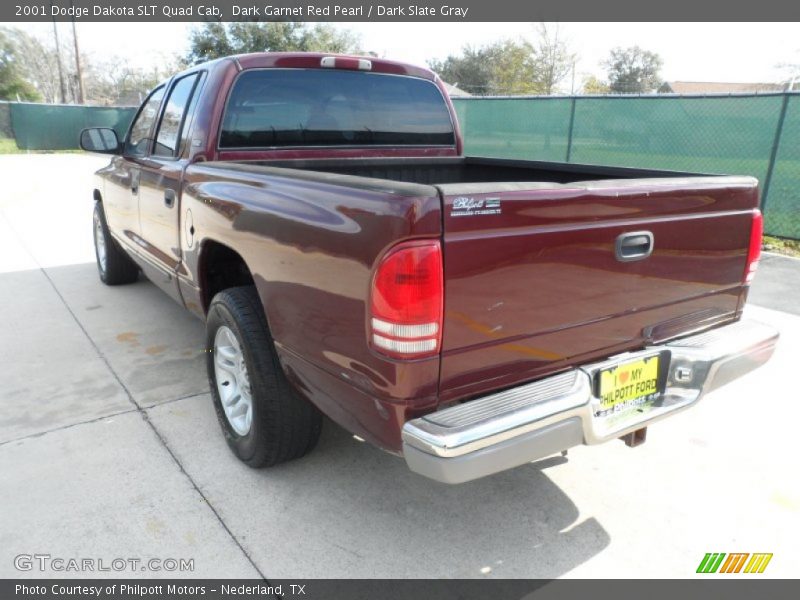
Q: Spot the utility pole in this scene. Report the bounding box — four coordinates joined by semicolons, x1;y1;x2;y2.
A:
570;60;576;95
70;4;85;104
50;9;67;103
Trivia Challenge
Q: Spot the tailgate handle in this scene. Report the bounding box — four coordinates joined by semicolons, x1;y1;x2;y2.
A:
616;231;654;262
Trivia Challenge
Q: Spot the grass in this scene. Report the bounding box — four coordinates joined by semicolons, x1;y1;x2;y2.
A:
763;235;800;258
0;137;20;154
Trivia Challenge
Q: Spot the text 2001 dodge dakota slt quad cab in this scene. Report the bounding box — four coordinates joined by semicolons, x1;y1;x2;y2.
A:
81;53;778;483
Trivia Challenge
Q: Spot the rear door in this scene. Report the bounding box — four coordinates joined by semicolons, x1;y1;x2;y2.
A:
136;73;202;302
437;177;759;403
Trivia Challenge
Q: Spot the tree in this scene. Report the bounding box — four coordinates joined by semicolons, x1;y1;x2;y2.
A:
0;28;42;101
428;45;497;94
184;22;361;65
581;75;610;95
776;54;800;91
531;23;575;95
84;57;172;106
489;40;539;94
603;46;663;94
429;26;576;95
429;40;545;95
2;27;68;103
1;27;171;105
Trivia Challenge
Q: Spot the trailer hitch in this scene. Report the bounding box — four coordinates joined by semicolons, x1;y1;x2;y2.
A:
620;427;647;447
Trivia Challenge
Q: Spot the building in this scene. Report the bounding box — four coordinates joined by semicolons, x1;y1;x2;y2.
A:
659;81;798;94
442;82;472;97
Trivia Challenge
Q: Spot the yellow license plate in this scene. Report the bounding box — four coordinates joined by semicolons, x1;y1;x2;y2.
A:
597;354;663;416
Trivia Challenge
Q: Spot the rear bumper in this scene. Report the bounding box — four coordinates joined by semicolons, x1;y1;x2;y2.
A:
402;319;778;484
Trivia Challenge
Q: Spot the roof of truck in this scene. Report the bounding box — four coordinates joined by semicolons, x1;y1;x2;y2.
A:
184;52;438;82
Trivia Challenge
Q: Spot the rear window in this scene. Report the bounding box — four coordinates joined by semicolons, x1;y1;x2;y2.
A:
219;69;455;148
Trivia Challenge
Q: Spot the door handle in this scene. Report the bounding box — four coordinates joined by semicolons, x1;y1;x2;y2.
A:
615;231;654;262
164;188;176;208
130;171;140;195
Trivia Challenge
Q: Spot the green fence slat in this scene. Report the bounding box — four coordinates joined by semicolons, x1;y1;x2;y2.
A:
7;96;800;239
452;97;572;162
453;93;800;239
9;103;136;151
762;95;800;238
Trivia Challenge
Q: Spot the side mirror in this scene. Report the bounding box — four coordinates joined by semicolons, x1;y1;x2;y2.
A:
79;127;120;154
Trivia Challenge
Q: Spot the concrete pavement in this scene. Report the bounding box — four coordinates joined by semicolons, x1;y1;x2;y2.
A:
749;252;800;317
1;154;797;578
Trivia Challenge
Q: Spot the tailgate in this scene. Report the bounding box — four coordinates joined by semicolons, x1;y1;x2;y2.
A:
437;176;759;403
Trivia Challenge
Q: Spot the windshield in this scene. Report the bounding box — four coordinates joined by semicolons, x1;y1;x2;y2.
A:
219;69;455;148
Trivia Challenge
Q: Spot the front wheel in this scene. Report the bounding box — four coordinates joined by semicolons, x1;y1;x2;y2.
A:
206;286;322;468
93;202;138;285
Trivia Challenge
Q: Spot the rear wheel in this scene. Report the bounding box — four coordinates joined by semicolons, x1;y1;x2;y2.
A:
206;286;322;467
93;202;138;285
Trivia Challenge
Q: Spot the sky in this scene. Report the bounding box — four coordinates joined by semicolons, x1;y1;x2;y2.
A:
14;21;800;89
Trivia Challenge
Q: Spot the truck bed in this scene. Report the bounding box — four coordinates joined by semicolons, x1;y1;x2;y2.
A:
188;156;757;410
237;156;702;188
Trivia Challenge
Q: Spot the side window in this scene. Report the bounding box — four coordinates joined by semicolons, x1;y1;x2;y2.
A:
125;86;165;157
178;72;205;157
153;74;199;158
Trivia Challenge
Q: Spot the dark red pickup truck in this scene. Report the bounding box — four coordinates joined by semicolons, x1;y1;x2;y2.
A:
81;52;778;483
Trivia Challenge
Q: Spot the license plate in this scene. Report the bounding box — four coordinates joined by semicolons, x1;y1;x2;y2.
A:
596;353;664;416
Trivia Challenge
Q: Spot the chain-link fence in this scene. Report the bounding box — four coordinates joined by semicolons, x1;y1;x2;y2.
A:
453;93;800;239
0;103;13;138
765;94;800;239
3;94;798;238
6;102;136;151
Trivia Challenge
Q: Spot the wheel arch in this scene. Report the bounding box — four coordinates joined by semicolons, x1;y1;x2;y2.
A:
198;238;258;315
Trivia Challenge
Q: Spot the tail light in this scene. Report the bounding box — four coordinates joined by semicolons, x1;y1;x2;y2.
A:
369;240;443;359
744;209;763;285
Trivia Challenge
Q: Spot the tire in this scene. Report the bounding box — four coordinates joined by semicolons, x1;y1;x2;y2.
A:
93;202;138;285
206;285;322;468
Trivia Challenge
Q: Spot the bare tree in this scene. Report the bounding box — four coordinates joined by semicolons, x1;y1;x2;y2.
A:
2;27;173;106
531;24;576;95
4;28;63;103
84;56;174;106
776;52;800;90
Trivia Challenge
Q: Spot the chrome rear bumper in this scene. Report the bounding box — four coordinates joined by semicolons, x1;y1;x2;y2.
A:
402;319;778;484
